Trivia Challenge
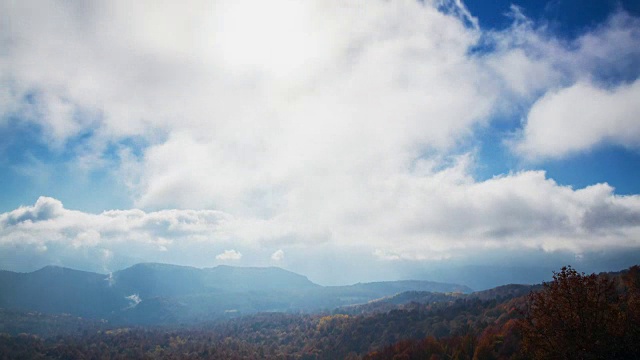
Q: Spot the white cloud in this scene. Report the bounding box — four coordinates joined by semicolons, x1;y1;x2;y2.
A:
4;196;64;225
3;0;634;217
125;294;142;308
2;166;640;273
2;2;637;162
216;249;242;261
515;79;640;159
271;249;285;262
0;197;238;270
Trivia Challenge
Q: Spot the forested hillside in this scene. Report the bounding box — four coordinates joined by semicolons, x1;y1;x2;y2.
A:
1;265;638;359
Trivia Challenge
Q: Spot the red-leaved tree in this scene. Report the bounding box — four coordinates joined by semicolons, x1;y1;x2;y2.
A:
520;266;639;359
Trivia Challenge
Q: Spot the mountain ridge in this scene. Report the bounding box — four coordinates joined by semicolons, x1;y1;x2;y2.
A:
0;262;472;325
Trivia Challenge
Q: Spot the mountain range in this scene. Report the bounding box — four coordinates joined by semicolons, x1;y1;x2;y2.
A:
0;263;472;325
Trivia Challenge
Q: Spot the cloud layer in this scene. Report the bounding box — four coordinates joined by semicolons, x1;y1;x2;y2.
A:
2;170;640;276
1;0;640;280
516;79;640;159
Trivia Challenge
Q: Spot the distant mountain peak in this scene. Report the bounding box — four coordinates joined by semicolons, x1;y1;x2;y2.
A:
36;265;65;271
33;265;98;276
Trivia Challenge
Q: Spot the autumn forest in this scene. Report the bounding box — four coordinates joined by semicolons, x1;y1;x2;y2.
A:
1;265;638;359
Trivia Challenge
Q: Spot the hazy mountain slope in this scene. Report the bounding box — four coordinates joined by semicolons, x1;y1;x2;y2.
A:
202;265;320;292
340;290;463;315
277;280;471;312
421;265;553;290
0;266;127;317
111;263;319;296
0;263;473;324
337;280;472;294
113;263;206;298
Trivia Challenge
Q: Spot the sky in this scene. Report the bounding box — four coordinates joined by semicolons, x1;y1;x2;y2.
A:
1;0;640;286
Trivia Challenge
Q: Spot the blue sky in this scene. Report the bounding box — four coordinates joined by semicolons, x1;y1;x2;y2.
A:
468;0;640;194
1;0;640;285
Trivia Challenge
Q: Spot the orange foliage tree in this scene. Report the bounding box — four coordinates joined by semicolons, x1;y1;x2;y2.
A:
520;265;639;359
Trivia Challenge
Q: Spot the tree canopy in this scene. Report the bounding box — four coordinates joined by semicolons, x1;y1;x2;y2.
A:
520;265;640;360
